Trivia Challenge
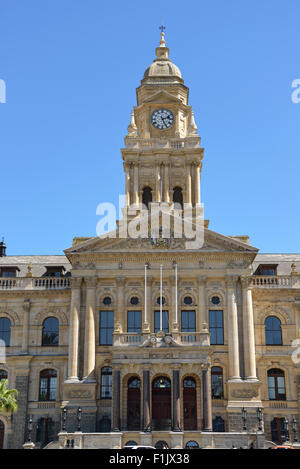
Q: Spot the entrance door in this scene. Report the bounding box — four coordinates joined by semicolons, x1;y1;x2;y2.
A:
271;417;286;444
0;421;4;449
127;377;141;430
152;377;171;430
183;377;197;430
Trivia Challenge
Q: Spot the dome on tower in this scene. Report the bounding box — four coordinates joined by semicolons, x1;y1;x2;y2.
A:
143;31;182;79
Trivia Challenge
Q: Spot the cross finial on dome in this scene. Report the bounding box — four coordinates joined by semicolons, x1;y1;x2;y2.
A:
159;23;166;47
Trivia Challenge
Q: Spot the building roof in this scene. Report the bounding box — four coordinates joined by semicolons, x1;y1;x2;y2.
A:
253;254;300;275
0;253;299;277
0;255;71;277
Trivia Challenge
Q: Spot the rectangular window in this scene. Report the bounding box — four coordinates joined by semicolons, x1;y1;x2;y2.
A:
181;310;196;332
127;311;142;333
209;310;224;345
99;311;114;345
101;372;112;399
154;310;169;333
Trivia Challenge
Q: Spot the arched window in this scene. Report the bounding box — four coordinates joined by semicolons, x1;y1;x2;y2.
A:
0;420;4;449
265;316;282;345
42;317;59;346
268;369;286;400
39;369;57;401
125;441;138;447
152;377;171;431
213;416;225;432
127;377;141;430
155;440;169;449
0;370;8;381
173;187;183;209
211;367;223;399
101;367;112;399
183;377;197;430
185;440;199;449
0;318;11;346
142;187;152;209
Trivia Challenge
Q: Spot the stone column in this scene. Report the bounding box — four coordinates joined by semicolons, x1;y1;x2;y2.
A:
226;276;241;380
194;163;201;205
202;365;212;431
155;165;161;202
83;277;96;381
197;275;207;330
241;276;257;380
186;164;192;205
112;369;121;431
143;369;151;431
124;163;131;206
67;278;81;381
163;164;170;203
133;164;139;205
115;277;125;334
172;369;181;431
21;299;30;353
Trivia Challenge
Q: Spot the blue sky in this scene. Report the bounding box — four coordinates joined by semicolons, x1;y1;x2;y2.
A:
0;0;299;255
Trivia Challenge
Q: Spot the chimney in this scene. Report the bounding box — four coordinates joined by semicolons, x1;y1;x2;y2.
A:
0;238;6;257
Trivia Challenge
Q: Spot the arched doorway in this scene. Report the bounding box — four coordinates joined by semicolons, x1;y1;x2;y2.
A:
183;377;197;430
152;376;171;430
0;421;4;449
127;377;141;430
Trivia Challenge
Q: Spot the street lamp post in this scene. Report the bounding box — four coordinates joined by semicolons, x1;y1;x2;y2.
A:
61;407;67;432
27;415;33;442
257;407;263;431
242;407;247;432
284;418;289;443
77;407;82;432
292;418;297;442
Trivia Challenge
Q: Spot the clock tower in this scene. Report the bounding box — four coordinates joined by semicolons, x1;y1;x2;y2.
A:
121;31;204;211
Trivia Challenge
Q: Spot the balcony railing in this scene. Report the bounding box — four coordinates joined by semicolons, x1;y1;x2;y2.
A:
0;277;71;290
113;331;210;347
251;275;300;288
125;137;200;150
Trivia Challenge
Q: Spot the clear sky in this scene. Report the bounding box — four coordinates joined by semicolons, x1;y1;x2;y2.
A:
0;0;299;255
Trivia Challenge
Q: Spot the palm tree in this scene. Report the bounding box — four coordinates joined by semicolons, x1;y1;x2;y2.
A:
0;379;18;413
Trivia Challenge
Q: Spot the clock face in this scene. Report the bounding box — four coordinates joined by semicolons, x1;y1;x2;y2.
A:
151;108;174;130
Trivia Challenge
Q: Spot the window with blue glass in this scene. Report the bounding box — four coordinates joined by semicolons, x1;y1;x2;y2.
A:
0;318;11;347
181;310;196;332
100;367;112;399
99;311;114;345
42;317;59;346
154;311;169;333
265;316;282;345
127;311;142;333
209;310;224;345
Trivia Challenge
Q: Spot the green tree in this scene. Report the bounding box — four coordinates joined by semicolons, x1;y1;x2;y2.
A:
0;379;18;413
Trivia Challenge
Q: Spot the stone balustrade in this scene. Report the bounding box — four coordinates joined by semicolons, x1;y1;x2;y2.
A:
0;276;71;290
251;275;300;288
125;137;200;150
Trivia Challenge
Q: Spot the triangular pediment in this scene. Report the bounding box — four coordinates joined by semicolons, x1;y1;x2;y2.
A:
142;90;183;105
65;223;258;257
